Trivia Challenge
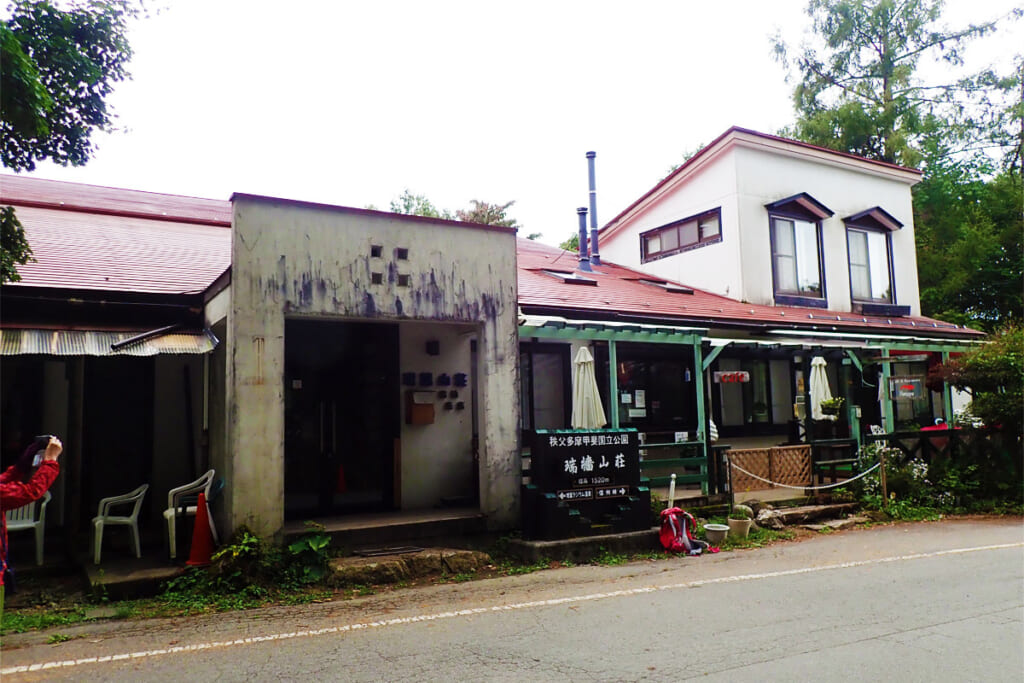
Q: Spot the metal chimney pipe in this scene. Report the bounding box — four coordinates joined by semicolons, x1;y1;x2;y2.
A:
586;151;600;265
577;207;592;272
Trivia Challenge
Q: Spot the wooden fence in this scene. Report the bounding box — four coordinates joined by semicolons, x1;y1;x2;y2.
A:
728;445;811;492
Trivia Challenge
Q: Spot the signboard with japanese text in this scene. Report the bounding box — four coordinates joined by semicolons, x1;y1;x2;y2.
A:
713;370;750;383
531;429;640;492
889;376;925;399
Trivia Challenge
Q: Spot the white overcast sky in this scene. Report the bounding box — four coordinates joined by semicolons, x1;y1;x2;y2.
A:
12;0;1023;245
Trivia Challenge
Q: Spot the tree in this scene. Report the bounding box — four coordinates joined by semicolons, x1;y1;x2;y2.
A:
455;200;519;229
938;325;1023;435
1;206;33;283
387;192;524;230
914;165;1023;330
1;0;138;283
772;0;1020;168
388;190;452;220
2;0;136;171
775;1;1023;330
558;233;579;252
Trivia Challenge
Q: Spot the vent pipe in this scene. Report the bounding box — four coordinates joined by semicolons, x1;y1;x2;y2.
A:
586;151;600;264
577;207;592;272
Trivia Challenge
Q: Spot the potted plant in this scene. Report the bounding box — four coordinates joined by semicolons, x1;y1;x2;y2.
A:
727;505;754;538
819;397;845;417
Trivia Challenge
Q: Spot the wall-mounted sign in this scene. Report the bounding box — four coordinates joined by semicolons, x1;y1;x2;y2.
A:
889;376;925;399
714;371;750;384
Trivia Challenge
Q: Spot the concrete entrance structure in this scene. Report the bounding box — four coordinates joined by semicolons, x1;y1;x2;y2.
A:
215;194;520;538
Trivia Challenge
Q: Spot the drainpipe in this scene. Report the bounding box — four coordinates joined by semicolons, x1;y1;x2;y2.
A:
586;151;600;265
577;207;592;272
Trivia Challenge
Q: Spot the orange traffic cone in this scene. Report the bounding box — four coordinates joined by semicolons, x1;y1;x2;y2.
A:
186;492;214;567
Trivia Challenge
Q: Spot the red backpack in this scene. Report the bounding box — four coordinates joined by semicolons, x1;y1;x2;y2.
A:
659;507;712;555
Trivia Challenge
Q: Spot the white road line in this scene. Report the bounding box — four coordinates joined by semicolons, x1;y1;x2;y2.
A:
3;542;1021;675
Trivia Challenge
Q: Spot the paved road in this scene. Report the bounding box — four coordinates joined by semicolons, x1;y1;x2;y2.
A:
3;518;1022;681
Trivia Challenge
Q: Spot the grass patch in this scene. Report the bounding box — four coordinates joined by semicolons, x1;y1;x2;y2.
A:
590;547;629;566
46;633;74;644
2;606;90;635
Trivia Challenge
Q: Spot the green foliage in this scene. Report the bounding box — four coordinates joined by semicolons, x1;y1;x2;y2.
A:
285;523;333;585
1;605;88;634
819;397;845;415
559;233;579;252
728;505;753;520
387;191;522;231
1;204;33;283
915;169;1023;330
389;189;452;219
939;326;1024;433
1;0;139;171
773;0;1019;169
46;633;73;644
590;547;628;566
158;525;334;612
455;199;520;229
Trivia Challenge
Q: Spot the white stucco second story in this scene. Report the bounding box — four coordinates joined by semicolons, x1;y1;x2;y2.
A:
598;127;923;317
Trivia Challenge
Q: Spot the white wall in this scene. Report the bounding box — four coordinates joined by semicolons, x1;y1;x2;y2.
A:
599;151;742;298
398;322;476;508
600;136;921;314
733;146;920;313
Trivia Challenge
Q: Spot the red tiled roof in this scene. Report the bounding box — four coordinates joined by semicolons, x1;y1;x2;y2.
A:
2;175;231;295
1;174;232;225
516;238;981;339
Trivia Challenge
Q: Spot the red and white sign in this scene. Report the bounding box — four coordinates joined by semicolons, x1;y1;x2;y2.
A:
713;371;750;384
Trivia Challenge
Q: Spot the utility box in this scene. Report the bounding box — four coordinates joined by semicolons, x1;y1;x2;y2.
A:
405;390;435;425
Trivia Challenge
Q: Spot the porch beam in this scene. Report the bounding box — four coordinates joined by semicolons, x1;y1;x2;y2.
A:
844;349;863;374
519;325;702;346
702;342;728;371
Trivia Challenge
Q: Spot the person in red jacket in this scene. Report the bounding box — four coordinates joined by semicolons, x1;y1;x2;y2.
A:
1;436;62;614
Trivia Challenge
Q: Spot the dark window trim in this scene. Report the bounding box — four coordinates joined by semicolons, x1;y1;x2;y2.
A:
768;213;827;306
640;207;722;263
519;341;572;435
764;192;834;221
845;222;896;305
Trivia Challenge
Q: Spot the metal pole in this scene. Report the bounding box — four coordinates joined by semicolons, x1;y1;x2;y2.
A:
879;447;888;508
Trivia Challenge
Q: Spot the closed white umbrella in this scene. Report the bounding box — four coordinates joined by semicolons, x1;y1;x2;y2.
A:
571;346;607;429
809;356;833;421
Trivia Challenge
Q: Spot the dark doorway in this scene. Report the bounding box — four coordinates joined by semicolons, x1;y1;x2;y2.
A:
284;320;400;518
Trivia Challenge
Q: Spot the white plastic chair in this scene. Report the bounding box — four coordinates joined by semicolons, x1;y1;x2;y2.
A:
162;469;217;559
5;491;51;566
92;484;149;565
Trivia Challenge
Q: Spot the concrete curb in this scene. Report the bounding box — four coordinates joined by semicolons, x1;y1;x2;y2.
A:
327;548;492;586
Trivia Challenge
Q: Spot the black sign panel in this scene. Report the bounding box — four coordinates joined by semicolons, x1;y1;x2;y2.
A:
531;429;640;492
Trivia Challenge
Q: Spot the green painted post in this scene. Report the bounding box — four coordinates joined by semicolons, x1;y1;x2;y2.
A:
608;340;619;428
693;339;708;494
941;351;954;423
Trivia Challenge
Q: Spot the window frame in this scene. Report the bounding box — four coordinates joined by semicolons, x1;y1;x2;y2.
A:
768;213;827;308
640;207;722;263
845;224;895;304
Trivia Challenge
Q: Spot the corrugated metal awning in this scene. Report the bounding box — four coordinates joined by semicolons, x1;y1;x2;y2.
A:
1;328;219;356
